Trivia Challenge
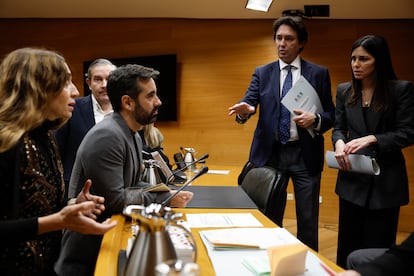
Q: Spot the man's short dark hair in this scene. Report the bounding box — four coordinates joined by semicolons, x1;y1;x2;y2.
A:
107;64;160;112
272;16;308;47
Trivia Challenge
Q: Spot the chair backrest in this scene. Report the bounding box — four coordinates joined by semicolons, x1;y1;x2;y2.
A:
240;166;278;213
237;161;255;185
240;166;287;223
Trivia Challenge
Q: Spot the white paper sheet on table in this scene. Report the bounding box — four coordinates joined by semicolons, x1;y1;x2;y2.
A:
185;213;262;228
207;170;230;175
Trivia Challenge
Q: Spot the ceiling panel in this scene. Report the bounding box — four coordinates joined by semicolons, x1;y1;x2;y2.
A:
1;0;413;19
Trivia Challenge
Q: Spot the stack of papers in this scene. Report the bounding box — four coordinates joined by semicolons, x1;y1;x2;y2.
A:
200;227;300;250
199;227;337;276
185;213;262;228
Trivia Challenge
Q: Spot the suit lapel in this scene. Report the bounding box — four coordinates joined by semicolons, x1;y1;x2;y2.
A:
348;101;381;134
78;95;95;125
301;60;312;80
364;106;382;133
348;101;368;133
270;61;281;102
134;133;143;183
112;113;142;187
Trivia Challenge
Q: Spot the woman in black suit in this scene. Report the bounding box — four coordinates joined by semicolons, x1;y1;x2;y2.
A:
332;35;414;267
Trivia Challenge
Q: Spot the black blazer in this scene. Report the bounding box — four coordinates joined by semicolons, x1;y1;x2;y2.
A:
332;80;414;209
54;95;95;183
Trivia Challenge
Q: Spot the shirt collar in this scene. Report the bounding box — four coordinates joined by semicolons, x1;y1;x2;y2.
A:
91;94;104;113
279;56;301;71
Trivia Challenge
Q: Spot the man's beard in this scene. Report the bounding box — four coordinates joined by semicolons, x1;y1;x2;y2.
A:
134;104;158;125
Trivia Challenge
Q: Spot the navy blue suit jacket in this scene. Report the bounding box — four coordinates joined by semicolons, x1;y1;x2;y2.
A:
240;59;335;175
55;95;95;183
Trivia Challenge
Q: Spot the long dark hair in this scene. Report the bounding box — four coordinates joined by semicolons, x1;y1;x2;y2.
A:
347;35;397;112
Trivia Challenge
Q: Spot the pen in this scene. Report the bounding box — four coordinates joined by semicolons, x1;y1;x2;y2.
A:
320;261;337;276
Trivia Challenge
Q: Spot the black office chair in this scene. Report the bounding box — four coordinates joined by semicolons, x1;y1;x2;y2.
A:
240;166;287;226
237;161;255;185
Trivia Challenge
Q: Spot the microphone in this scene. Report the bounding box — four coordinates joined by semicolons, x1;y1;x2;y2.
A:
167;153;209;184
161;166;209;206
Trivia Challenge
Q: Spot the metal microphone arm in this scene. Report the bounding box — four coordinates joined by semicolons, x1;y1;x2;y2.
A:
166;154;209;184
161;166;209;206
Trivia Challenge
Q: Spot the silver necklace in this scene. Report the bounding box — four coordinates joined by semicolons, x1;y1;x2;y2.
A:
362;89;373;107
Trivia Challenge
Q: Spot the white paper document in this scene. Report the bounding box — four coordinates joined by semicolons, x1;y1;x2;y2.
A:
185;213;262;228
207;170;230;175
281;76;323;138
326;150;380;175
199;227;336;276
200;227;301;249
281;76;323;114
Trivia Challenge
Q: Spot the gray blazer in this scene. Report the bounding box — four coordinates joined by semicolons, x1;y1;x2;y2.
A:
55;112;171;276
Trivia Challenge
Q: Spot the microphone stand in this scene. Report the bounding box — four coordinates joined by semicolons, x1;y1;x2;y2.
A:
167;154;209;185
161;166;209;207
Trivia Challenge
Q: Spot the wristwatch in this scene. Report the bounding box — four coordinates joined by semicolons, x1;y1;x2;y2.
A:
313;113;320;128
236;113;249;124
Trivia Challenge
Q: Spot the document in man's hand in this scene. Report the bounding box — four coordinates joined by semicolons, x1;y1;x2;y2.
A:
281;76;323;137
281;76;322;114
143;183;171;192
325;150;380;175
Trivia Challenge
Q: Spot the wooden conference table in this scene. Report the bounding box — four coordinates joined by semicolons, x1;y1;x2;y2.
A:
94;165;343;275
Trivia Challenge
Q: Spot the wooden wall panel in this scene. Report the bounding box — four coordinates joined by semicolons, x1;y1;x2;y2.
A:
0;18;413;231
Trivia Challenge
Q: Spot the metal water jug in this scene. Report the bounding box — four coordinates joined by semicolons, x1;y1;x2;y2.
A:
123;204;197;276
142;159;163;185
181;147;197;171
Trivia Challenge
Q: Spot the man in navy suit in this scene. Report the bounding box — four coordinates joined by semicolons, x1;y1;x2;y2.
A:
228;16;335;251
55;58;116;199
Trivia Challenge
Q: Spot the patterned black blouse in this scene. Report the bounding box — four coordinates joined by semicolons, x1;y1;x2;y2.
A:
0;121;65;275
